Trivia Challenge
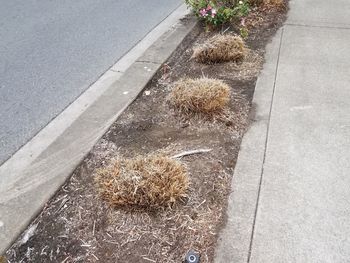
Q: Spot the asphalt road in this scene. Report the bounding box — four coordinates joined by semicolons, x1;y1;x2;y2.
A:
0;0;182;165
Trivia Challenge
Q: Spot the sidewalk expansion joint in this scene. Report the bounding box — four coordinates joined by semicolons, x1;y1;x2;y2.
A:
247;27;284;263
285;22;350;30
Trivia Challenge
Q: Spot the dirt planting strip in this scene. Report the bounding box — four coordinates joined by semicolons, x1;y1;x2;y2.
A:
0;8;196;254
5;4;287;263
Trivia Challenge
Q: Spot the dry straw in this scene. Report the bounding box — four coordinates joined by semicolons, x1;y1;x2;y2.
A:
263;0;284;6
192;34;247;64
95;155;189;208
249;0;284;7
169;78;230;115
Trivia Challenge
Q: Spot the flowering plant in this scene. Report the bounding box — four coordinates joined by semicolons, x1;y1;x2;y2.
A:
185;0;250;27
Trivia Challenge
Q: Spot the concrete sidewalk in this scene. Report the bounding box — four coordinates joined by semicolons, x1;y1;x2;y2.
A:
216;0;350;262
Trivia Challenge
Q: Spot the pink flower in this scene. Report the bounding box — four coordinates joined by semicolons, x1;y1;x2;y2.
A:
206;5;212;10
211;9;217;18
199;8;207;16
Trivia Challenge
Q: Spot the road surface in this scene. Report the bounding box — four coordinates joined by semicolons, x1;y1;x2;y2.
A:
0;0;182;165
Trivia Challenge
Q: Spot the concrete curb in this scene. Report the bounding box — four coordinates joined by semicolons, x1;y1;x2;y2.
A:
214;29;283;263
0;4;196;253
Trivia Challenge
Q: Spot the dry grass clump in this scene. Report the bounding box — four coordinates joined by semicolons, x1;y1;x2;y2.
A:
169;78;230;115
192;34;247;64
95;155;189;208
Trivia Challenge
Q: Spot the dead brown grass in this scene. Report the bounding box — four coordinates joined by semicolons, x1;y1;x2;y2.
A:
168;78;230;115
249;0;284;6
224;49;263;80
192;34;247;64
95;155;189;208
263;0;284;6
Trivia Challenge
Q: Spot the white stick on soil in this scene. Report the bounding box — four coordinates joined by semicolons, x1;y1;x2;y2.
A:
170;149;212;159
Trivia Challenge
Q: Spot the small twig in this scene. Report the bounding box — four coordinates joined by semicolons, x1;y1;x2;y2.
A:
81;244;91;248
61;256;70;263
143;257;156;263
147;243;154;256
121;238;138;247
222;26;230;34
52;194;67;205
78;209;82;221
196;199;207;209
92;220;96;236
201;69;206;78
171;149;212;159
80;239;90;247
40;245;49;256
91;253;99;260
103;239;119;245
56;198;69;213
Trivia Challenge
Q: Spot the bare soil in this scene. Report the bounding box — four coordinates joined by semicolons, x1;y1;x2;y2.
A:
6;4;287;263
